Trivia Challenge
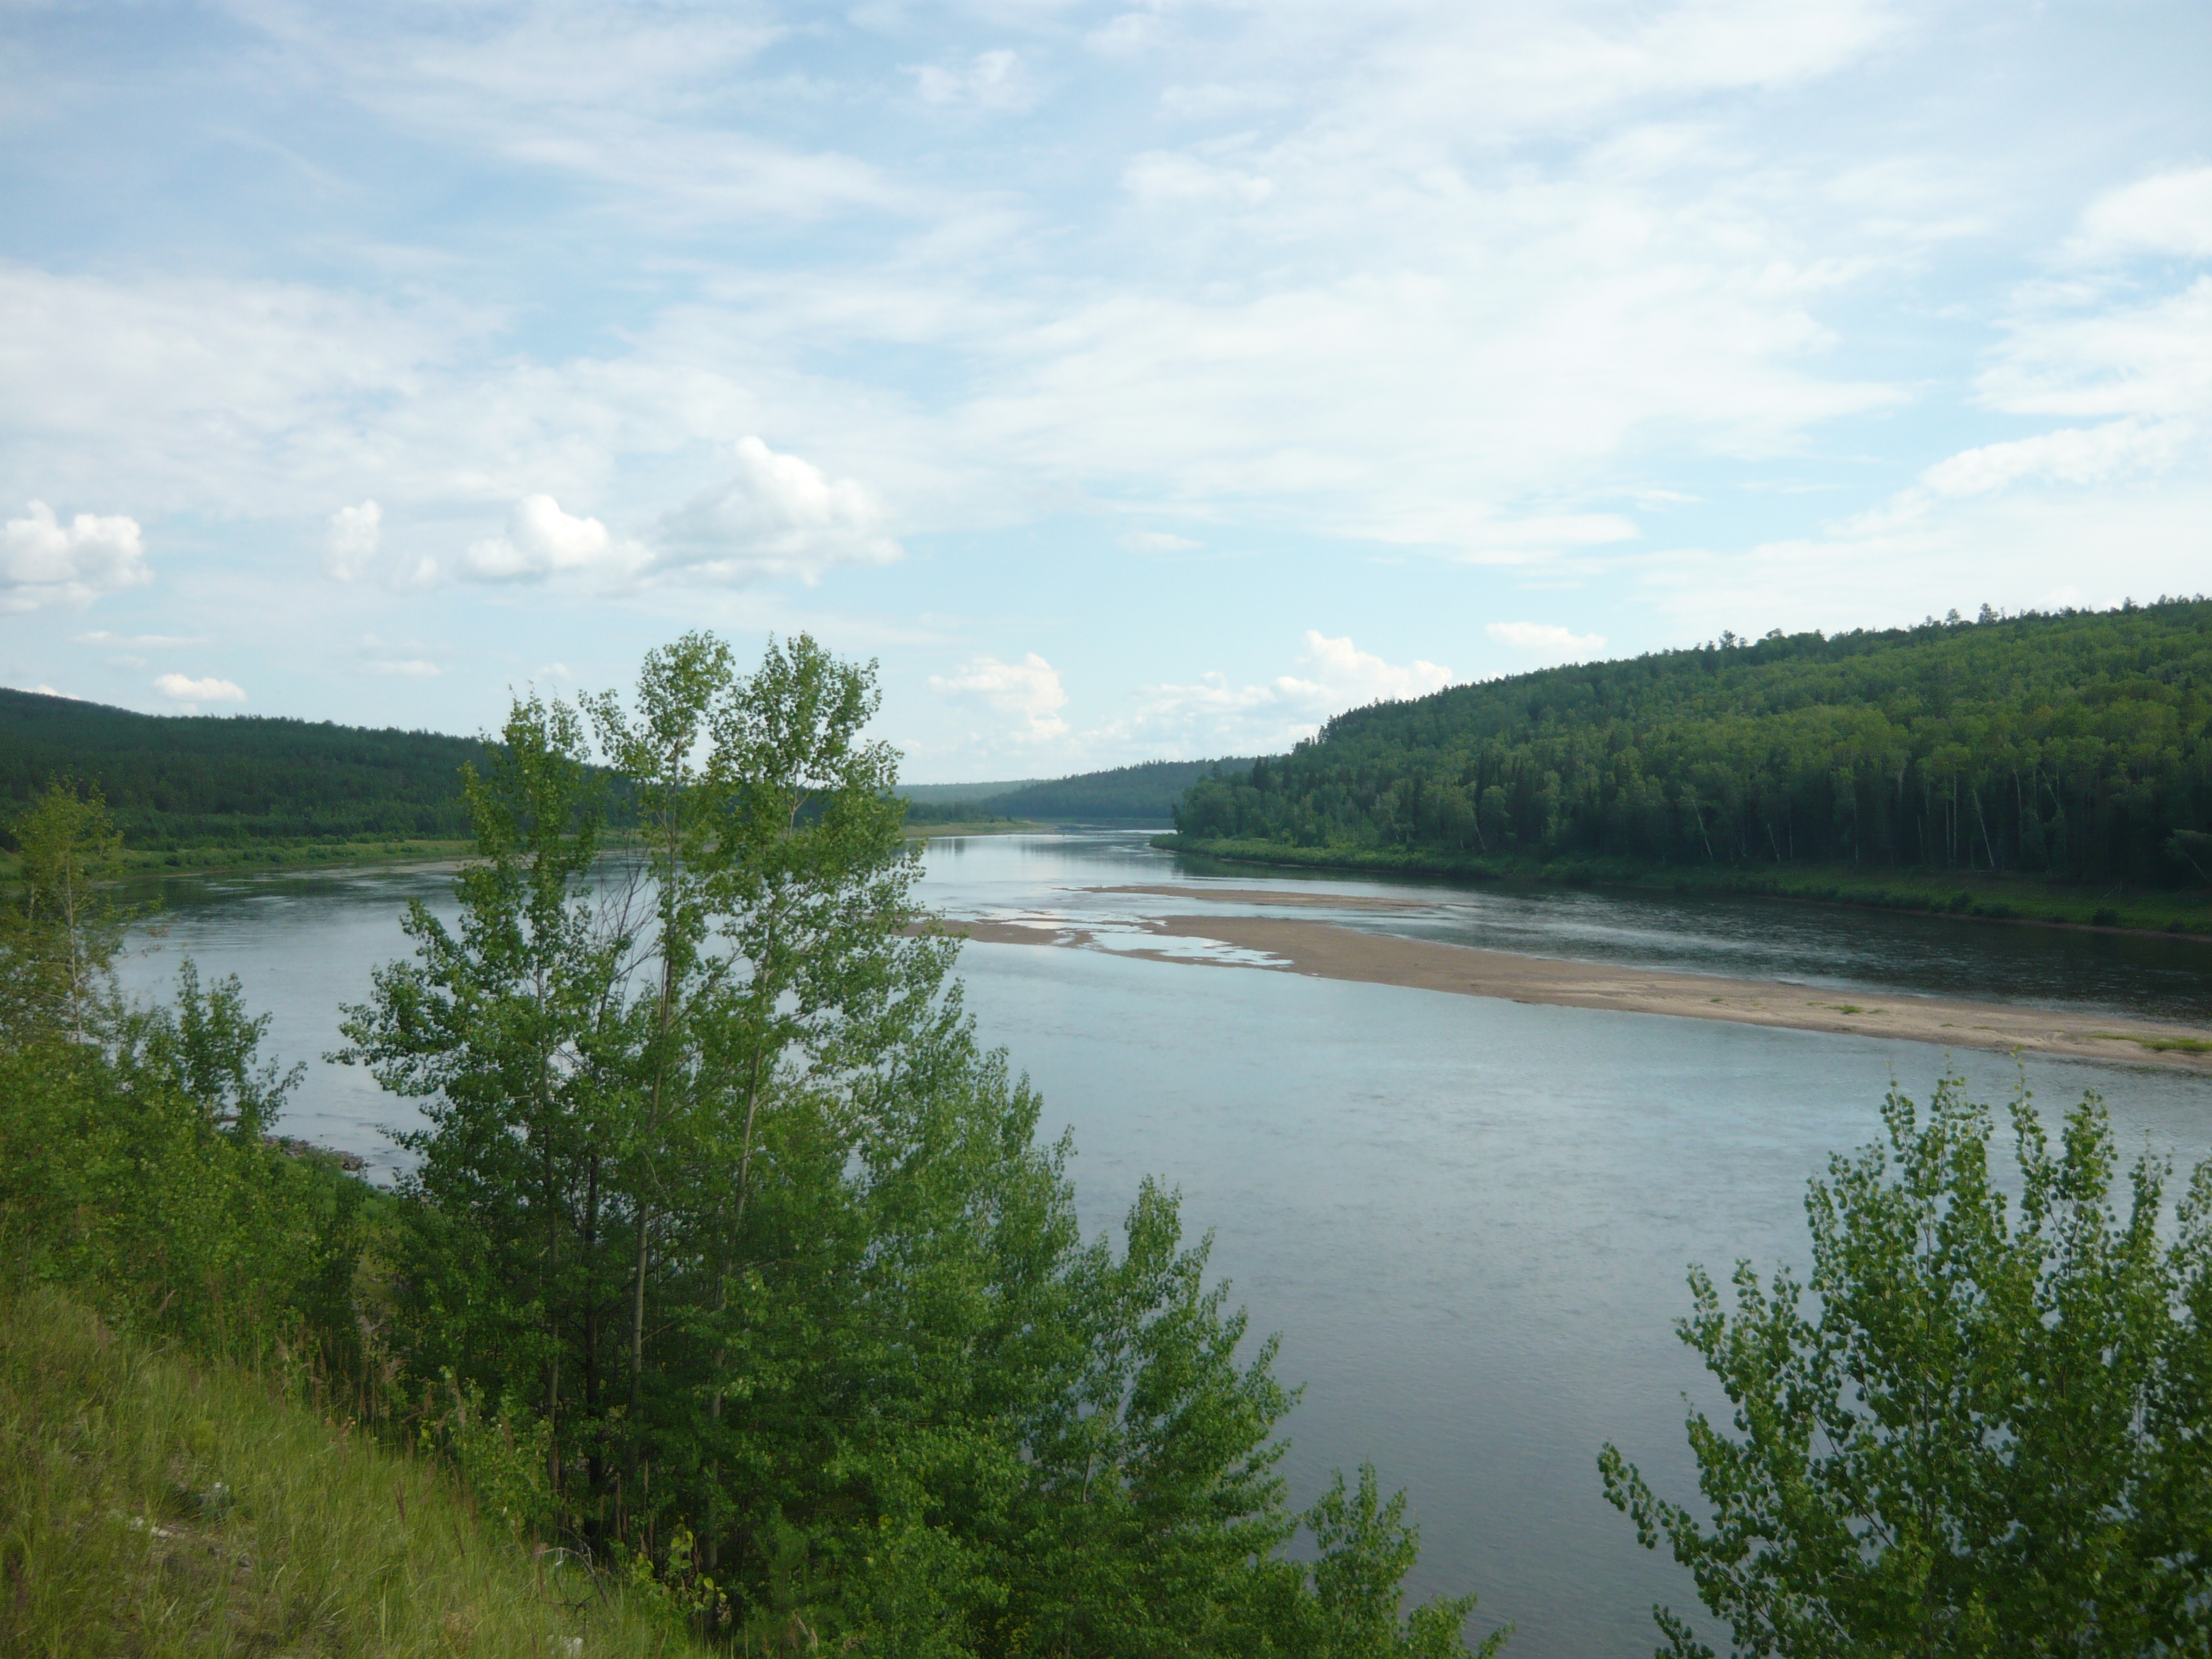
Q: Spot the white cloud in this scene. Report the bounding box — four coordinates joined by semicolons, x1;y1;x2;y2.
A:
0;502;150;611
1978;277;2212;421
1486;621;1607;659
464;495;650;583
369;658;442;678
1106;632;1454;756
325;500;382;580
1921;419;2183;498
154;672;247;708
2074;167;2212;262
910;49;1040;112
653;436;902;585
1121;529;1204;553
75;630;201;647
930;653;1069;743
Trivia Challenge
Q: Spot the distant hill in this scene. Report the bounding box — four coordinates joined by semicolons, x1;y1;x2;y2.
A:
899;777;1043;806
985;758;1258;823
0;689;485;848
1172;600;2212;888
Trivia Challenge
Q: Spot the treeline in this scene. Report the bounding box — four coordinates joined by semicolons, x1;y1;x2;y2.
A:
982;758;1257;823
0;688;485;847
1175;600;2212;887
1;638;1500;1658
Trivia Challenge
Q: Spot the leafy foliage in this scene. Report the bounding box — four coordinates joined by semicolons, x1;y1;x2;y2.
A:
1601;1074;2212;1657
1175;600;2212;886
336;634;1496;1654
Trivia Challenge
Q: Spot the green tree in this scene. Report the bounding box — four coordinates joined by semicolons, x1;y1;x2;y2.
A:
3;776;129;1039
337;692;636;1497
1599;1075;2212;1658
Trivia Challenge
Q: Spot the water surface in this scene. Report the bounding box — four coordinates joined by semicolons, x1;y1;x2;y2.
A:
117;834;2212;1657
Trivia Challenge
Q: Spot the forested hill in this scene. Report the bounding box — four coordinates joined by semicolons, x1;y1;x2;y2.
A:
1173;600;2212;888
986;757;1257;821
0;689;485;848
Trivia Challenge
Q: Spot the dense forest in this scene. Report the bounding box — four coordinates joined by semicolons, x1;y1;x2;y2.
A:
0;689;484;847
982;757;1256;822
1174;601;2212;888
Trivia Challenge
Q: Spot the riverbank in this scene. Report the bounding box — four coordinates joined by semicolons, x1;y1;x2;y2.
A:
1153;835;2212;939
929;908;2212;1073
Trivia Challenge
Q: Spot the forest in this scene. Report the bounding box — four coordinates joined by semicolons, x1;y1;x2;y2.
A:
0;688;485;846
1172;600;2212;889
0;687;1243;851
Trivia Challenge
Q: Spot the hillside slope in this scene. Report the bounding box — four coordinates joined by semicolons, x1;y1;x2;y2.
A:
985;757;1258;822
0;689;483;848
1;1282;699;1658
1172;601;2212;890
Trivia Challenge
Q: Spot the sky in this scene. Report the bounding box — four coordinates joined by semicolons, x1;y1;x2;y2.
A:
2;1;2208;781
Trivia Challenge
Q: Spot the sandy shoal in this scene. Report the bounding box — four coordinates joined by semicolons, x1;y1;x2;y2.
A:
923;914;2212;1074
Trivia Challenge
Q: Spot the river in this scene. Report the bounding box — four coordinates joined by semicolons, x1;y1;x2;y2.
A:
117;832;2212;1658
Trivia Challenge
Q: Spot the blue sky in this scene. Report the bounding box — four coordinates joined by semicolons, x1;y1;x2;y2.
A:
3;1;2208;780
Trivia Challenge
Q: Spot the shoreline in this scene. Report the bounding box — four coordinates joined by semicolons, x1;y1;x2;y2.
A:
928;912;2212;1074
1153;836;2212;943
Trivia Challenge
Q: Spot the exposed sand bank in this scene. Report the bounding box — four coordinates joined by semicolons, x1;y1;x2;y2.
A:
925;910;2212;1075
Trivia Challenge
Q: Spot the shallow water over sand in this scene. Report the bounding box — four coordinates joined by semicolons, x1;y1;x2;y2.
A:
118;833;2212;1657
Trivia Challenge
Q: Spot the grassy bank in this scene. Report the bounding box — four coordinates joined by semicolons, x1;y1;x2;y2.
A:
0;1281;699;1659
1153;834;2212;937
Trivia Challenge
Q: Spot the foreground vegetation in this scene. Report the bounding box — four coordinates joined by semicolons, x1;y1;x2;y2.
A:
0;1282;696;1659
0;636;1500;1656
1174;600;2212;898
1607;1075;2212;1656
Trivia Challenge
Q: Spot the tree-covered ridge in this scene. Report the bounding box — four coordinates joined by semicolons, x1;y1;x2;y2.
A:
0;688;486;848
987;757;1258;822
1174;600;2212;888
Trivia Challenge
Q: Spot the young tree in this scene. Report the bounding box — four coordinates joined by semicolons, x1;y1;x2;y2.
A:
347;634;1500;1654
2;777;129;1040
338;693;638;1496
1600;1074;2212;1658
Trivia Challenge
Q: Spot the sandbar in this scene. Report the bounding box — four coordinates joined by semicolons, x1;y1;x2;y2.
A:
922;913;2212;1074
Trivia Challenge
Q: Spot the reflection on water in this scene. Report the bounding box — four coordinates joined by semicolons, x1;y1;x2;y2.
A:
115;834;2212;1658
922;830;2212;1023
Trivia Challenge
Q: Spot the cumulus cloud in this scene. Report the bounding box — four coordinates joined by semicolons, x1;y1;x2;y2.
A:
1;503;150;612
1486;621;1607;659
653;437;902;585
930;653;1069;742
464;495;649;583
154;673;247;708
369;658;441;678
325;501;382;580
1108;632;1454;756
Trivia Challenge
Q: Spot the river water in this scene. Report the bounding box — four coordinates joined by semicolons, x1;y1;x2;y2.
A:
117;832;2212;1658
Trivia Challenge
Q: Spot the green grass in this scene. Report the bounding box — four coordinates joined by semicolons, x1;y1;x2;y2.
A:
1153;836;2212;938
2095;1033;2212;1055
0;1282;702;1658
